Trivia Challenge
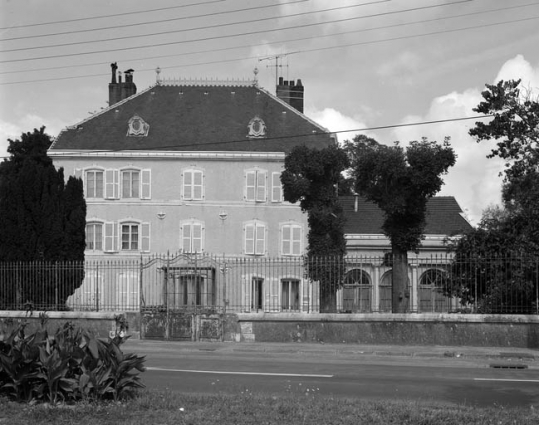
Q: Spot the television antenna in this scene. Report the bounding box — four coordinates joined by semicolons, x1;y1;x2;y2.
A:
258;53;290;88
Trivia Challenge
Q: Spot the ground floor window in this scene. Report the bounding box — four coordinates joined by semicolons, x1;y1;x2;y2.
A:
251;277;264;311
282;279;300;311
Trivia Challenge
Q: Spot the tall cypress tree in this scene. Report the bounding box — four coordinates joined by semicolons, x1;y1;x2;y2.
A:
0;127;86;309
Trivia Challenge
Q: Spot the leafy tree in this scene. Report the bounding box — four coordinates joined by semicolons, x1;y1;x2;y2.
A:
0;127;86;310
442;82;539;313
443;208;538;314
351;136;455;313
281;144;350;312
470;79;539;250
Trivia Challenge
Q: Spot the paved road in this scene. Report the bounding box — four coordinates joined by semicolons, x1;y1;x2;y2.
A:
124;340;539;407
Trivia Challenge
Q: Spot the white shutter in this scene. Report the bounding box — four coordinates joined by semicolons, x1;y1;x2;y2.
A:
282;225;291;255
193;171;203;200
181;223;191;252
292;226;302;255
192;223;203;252
141;169;151;199
271;172;282;202
141;222;150;252
255;224;266;255
104;222;118;252
256;171;267;202
245;171;256;201
183;171;192;200
105;169;119;199
244;223;255;254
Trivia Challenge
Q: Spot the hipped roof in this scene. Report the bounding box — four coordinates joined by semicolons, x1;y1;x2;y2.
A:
51;84;333;153
341;196;473;236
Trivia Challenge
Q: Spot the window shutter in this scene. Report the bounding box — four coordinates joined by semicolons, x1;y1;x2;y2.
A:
244;224;255;254
104;222;118;252
181;223;191;252
292;226;302;255
105;169;119;199
282;226;291;255
271;172;282;202
141;222;150;252
256;171;267;202
141;169;151;199
183;171;192;200
255;224;266;255
192;223;203;252
245;171;256;201
193;171;203;200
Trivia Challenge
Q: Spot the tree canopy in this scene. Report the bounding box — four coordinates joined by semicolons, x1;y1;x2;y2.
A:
0;127;86;309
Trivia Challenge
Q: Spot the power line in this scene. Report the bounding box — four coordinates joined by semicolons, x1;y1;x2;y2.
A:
0;1;389;53
0;0;470;63
1;2;535;77
0;0;309;42
0;115;493;160
0;0;227;31
1;13;537;86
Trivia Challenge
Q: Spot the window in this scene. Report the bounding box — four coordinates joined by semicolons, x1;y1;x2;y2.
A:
181;220;204;253
271;172;283;202
183;169;204;200
245;169;267;202
244;221;266;255
343;269;371;313
251;277;264;311
419;269;449;313
281;224;302;256
282;279;300;311
85;170;103;198
122;170;140;198
121;223;139;250
86;222;103;251
119;222;150;252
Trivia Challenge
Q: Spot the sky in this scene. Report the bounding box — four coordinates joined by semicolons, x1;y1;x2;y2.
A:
1;0;539;225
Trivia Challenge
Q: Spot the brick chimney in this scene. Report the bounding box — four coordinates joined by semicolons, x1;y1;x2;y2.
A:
276;77;304;113
108;63;137;106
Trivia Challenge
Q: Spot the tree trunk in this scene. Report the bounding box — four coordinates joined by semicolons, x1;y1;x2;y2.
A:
320;283;337;313
392;247;410;313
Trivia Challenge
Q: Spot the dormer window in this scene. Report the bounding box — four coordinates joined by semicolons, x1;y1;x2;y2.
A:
127;115;149;137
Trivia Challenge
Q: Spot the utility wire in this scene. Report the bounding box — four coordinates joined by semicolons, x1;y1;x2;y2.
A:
0;114;492;160
0;0;227;30
0;0;315;42
0;0;469;62
0;1;390;53
1;2;535;77
1;14;536;85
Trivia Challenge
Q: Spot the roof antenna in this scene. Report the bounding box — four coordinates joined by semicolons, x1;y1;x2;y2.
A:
258;53;290;90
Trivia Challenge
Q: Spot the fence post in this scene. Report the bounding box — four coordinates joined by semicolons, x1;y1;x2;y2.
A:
95;263;100;312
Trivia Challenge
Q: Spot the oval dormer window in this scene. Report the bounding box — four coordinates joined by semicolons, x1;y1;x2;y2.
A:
247;116;266;138
127;115;150;137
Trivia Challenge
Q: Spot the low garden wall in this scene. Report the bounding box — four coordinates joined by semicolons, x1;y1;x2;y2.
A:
233;313;539;349
2;311;538;349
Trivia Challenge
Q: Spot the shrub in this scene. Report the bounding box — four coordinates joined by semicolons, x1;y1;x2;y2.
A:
0;321;145;404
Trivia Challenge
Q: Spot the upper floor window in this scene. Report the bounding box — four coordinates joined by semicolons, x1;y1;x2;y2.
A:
86;222;103;251
117;221;150;252
281;224;302;256
183;169;204;200
76;168;151;200
271;172;283;203
245;169;267;202
180;220;204;253
85;170;104;198
122;170;140;198
244;221;266;255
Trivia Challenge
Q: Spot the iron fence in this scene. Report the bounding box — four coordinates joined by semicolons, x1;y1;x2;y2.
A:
1;253;538;314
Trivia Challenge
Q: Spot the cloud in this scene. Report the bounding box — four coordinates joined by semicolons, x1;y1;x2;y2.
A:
376;50;423;84
0;115;68;159
305;107;374;144
389;55;539;225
